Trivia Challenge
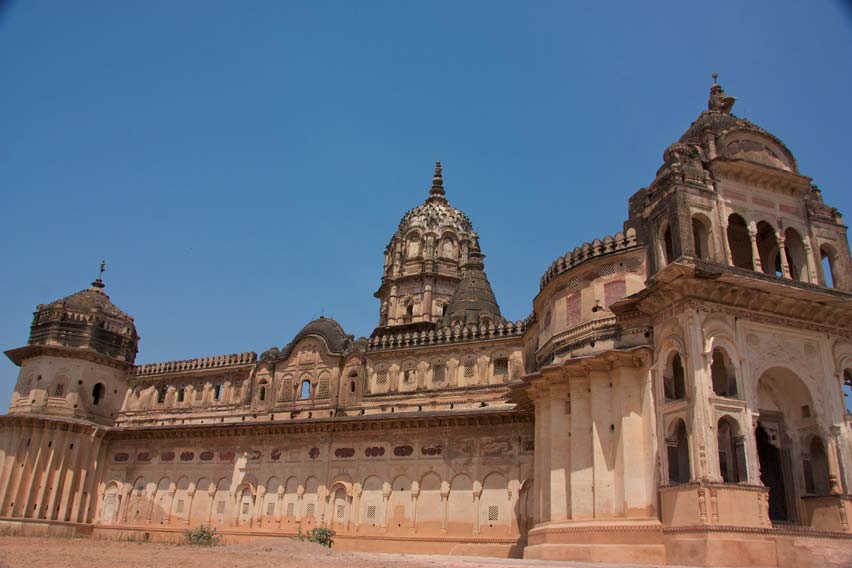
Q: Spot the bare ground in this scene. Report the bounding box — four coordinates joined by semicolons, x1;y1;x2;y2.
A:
0;536;684;568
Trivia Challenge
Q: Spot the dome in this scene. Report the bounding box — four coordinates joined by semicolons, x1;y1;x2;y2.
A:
394;162;476;240
264;317;355;361
675;79;797;173
28;277;139;364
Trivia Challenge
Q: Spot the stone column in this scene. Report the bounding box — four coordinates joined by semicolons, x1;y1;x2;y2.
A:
569;376;593;519
410;481;419;531
381;482;390;530
0;424;21;514
277;490;285;529
352;484;362;532
45;430;70;520
803;242;819;283
548;380;570;521
34;429;65;519
776;233;791;278
206;488;217;525
440;481;449;533
472;481;482;534
748;225;762;272
827;426;844;495
422;281;433;323
295;485;304;524
185;488;196;525
685;312;720;482
253;487;265;527
58;435;85;522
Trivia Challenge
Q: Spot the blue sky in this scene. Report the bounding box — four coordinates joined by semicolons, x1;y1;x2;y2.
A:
1;1;851;411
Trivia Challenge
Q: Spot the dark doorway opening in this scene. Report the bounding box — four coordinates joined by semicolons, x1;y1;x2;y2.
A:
756;424;788;521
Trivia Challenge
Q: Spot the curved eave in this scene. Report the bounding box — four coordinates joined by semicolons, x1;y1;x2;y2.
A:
4;343;134;370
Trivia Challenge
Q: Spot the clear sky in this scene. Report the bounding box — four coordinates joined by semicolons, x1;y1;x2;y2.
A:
1;1;851;412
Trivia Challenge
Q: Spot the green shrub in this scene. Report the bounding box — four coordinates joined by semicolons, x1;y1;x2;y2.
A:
308;527;335;548
292;526;335;548
183;524;220;546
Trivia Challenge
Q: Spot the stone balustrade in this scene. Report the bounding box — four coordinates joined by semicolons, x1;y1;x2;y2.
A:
540;227;639;290
131;352;257;377
367;320;525;352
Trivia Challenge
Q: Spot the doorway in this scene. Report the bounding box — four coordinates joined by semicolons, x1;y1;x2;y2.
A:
756;423;789;521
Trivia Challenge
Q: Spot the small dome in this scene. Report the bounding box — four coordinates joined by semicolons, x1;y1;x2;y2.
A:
29;278;138;364
270;317;355;360
676;79;797;172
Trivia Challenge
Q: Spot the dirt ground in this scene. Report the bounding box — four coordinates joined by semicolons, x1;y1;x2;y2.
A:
0;536;682;568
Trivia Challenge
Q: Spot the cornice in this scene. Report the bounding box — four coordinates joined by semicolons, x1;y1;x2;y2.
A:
4;344;134;370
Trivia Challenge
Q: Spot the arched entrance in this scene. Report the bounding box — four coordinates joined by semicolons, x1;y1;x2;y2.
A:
755;367;818;524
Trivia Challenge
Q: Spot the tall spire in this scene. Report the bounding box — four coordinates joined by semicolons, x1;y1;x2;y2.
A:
429;161;445;198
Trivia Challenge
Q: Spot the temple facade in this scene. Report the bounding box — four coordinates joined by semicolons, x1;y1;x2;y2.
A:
2;81;852;567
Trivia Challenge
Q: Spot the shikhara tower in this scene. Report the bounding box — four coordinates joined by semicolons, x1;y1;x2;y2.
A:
2;80;852;567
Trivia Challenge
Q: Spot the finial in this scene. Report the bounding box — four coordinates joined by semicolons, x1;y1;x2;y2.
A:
708;75;735;114
92;259;106;289
429;161;445;198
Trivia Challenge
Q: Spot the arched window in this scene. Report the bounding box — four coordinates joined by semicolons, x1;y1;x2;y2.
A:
710;347;738;398
784;228;808;282
803;436;831;495
843;370;852;415
667;420;690;484
660;223;674;266
755;221;778;275
299;380;311;400
54;383;65;397
213;384;224;401
176;387;185;403
349;381;356;393
404;303;414;323
691;216;711;261
821;245;836;288
663;352;686;401
259;387;266;402
92;383;106;406
717;417;746;483
727;214;753;270
493;358;509;377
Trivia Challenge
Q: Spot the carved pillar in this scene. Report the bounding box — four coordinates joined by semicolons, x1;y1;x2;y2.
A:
422;281;433;323
803;242;819;283
165;488;176;523
827;426;844;495
410;482;419;531
352;484;362;532
185;488;195;525
776;234;791;278
206;488;217;525
381;482;390;530
748;226;762;272
440;482;449;533
472;481;482;534
295;485;304;524
277;490;285;529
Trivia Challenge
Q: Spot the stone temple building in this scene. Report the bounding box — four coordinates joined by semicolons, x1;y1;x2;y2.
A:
2;80;852;567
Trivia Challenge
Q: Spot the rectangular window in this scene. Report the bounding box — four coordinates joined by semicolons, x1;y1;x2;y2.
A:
488;505;499;521
493;358;508;376
433;364;445;383
267;502;275;516
241;502;249;515
176;500;184;514
305;503;315;518
214;385;223;401
286;502;295;516
217;501;225;514
177;388;185;403
375;369;388;385
464;362;475;378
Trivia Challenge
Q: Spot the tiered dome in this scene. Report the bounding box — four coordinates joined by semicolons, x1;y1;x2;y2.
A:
28;276;139;364
395;162;476;240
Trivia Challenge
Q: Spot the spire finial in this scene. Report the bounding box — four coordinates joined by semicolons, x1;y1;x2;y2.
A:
92;259;106;289
429;161;445;198
712;72;718;84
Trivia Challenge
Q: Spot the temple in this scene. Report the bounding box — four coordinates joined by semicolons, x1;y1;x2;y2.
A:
2;80;851;567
